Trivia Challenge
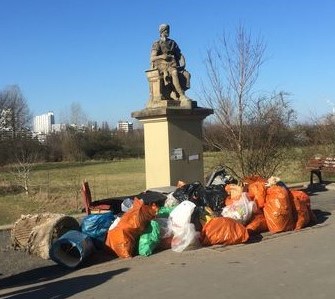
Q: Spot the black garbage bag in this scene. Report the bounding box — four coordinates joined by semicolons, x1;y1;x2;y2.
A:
173;182;228;213
136;190;167;207
201;184;228;212
172;182;205;206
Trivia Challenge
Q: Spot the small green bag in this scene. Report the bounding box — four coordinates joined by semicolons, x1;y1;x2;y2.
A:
156;206;175;218
138;220;161;256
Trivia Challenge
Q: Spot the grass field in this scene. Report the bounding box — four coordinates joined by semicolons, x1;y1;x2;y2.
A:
0;153;316;225
0;159;146;225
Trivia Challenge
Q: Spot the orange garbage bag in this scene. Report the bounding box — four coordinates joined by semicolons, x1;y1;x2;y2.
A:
246;212;268;234
289;190;312;230
263;185;294;233
225;184;243;201
247;180;267;209
224;195;234;206
290;189;317;224
200;217;249;246
105;198;157;258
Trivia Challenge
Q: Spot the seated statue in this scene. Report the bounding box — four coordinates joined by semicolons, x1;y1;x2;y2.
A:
148;24;191;104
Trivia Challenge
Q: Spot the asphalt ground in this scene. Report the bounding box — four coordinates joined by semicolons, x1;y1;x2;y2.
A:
0;183;334;297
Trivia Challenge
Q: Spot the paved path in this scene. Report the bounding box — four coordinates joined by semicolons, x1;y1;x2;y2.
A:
0;187;334;298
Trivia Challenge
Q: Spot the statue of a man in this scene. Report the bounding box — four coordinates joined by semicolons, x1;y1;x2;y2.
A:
150;24;191;101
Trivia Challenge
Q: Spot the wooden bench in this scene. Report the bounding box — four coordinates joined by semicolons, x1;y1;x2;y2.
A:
306;156;335;185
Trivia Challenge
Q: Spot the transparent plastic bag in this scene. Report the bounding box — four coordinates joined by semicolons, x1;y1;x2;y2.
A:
168;200;200;252
164;192;180;207
121;198;134;212
155;217;174;250
221;193;256;225
169;200;196;229
171;223;200;252
155;218;173;239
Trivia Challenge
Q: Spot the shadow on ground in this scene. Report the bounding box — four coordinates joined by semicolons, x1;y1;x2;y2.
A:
312;209;332;225
246;234;263;244
0;265;73;289
0;268;129;299
0;248;118;289
305;182;329;195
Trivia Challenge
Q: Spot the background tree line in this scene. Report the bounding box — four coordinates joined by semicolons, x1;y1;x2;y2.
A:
44;128;144;162
0;85;144;167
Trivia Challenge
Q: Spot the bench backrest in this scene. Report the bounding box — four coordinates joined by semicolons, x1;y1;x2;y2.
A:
306;156;335;171
322;157;335;171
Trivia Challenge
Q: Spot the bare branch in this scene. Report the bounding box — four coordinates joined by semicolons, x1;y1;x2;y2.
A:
201;24;294;178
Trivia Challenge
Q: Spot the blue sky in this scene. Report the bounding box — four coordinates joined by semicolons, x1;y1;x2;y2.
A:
1;0;334;126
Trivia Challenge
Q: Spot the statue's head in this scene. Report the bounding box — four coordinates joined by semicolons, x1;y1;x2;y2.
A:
159;24;170;36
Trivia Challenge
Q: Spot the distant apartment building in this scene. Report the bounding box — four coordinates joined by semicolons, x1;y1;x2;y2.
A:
33;112;55;134
0;109;12;131
52;123;67;133
117;121;133;133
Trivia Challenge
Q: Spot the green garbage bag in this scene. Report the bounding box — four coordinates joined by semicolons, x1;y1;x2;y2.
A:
157;206;175;218
138;220;161;256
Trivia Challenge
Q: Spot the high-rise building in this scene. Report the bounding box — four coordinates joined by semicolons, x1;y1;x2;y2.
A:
33;112;55;134
117;121;133;133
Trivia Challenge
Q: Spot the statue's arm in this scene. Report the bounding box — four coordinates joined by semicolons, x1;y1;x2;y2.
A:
150;51;168;64
172;41;186;69
178;53;186;69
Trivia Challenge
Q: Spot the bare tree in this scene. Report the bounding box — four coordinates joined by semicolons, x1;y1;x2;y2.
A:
10;149;37;195
101;121;110;131
0;85;32;137
300;113;335;157
201;25;295;179
10;138;43;195
59;102;88;127
70;102;88;126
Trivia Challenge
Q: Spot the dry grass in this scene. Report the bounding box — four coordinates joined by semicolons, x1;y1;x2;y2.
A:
0;151;321;226
0;159;145;225
203;150;309;183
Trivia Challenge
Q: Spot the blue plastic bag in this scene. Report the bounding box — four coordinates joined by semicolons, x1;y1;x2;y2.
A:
81;211;115;247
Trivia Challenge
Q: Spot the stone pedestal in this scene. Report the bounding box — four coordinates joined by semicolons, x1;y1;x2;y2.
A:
132;106;213;189
146;69;165;102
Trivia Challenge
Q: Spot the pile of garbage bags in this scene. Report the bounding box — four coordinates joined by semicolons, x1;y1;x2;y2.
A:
102;175;316;259
48;173;316;267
